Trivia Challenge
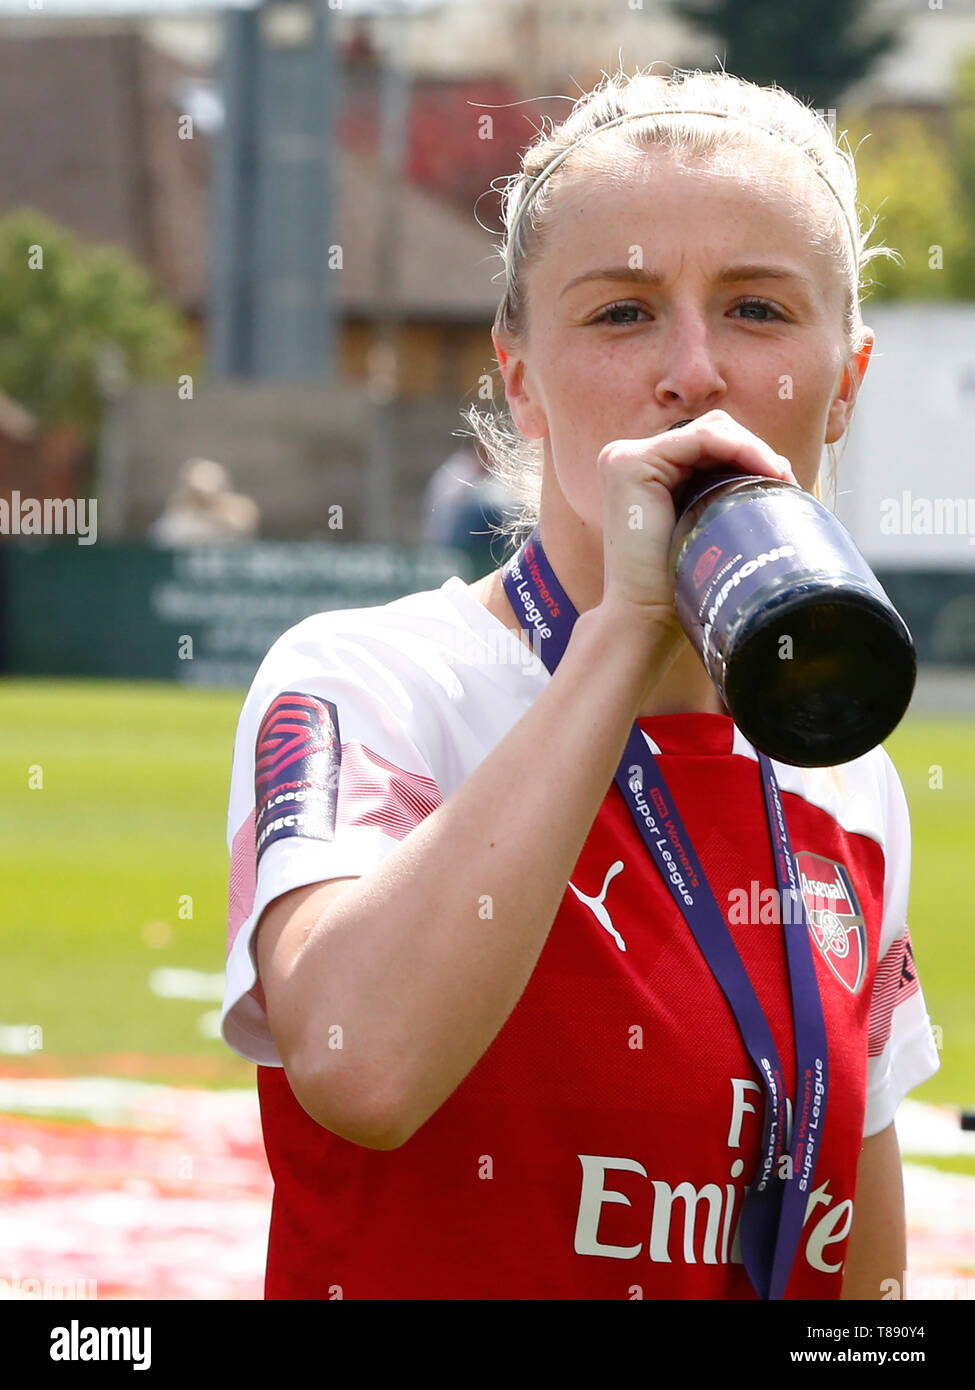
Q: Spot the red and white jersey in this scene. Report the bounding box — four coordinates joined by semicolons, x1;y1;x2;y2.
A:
222;575;940;1300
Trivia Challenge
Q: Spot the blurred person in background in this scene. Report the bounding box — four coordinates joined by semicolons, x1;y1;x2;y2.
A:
422;437;519;576
147;458;259;547
422;439;483;544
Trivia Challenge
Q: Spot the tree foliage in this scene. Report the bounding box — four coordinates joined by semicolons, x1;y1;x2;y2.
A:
665;0;904;110
843;110;968;302
945;47;975;299
0;208;193;443
843;43;975;305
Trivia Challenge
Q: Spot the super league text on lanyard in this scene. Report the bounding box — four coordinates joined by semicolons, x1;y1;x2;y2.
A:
501;533;830;1302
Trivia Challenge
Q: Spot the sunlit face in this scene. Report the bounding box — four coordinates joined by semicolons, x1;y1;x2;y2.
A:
496;147;872;528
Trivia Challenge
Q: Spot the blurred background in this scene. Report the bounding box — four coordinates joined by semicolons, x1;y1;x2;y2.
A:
0;0;973;1301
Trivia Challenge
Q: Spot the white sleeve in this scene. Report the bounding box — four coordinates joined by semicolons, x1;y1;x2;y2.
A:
220;618;444;1066
862;749;940;1138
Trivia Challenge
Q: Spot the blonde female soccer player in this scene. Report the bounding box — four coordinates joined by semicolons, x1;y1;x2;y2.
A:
221;66;940;1301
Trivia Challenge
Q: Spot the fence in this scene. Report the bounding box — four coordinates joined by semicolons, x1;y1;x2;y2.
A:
1;541;972;686
0;540;475;686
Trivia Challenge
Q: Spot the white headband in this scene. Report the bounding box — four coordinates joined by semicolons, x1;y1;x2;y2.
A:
503;108;859;279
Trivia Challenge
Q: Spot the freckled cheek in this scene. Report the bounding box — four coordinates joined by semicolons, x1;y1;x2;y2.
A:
547;423;612;525
547;351;639;425
551;374;631;469
537;347;624;430
542;355;657;515
776;397;833;487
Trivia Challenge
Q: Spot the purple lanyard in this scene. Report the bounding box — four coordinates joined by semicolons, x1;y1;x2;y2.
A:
501;530;829;1301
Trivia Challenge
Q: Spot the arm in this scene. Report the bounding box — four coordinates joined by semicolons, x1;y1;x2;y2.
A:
839;1120;906;1299
256;601;686;1150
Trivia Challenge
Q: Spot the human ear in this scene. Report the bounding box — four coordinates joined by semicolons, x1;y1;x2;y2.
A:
492;328;548;440
825;330;874;444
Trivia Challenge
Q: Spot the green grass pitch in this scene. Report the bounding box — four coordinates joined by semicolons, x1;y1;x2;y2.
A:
0;677;970;1108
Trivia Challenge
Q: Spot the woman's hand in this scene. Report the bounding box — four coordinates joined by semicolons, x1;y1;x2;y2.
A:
595;409;798;631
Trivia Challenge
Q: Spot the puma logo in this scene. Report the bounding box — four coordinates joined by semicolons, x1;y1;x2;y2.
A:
568;860;627;952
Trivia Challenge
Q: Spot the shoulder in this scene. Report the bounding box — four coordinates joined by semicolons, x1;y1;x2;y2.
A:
773;742;893;848
228;578;500;793
243;581;473;718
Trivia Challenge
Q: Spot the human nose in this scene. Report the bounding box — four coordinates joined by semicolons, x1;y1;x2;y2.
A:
653;310;727;414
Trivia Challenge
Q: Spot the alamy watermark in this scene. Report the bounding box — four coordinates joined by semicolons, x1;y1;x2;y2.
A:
880;490;975;544
0;1270;97;1298
880;1271;975;1300
0;492;97;545
447;624;545;675
50;1319;150;1369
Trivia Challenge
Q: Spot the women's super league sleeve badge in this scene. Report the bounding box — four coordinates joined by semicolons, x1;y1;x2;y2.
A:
254;691;341;866
796;851;867;994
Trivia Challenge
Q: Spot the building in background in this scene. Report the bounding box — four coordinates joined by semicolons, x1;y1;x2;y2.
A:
1;1;974;556
0;25;514;398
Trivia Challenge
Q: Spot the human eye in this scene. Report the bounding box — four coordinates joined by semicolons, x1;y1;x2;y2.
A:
591;300;650;326
731;297;787;323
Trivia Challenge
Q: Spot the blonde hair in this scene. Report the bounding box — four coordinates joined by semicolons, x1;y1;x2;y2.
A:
463;65;899;559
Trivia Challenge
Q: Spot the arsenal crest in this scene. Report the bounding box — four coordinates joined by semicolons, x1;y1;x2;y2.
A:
795;851;867;994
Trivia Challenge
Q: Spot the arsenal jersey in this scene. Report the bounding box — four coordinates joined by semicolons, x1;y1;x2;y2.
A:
222;575;940;1300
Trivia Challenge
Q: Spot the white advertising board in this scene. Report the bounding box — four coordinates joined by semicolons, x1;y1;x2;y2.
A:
834;303;975;571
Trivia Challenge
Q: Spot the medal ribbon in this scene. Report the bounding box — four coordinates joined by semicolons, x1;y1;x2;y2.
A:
501;529;829;1300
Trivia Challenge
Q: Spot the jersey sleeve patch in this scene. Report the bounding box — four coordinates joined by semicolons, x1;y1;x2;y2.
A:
867;926;920;1058
255;691;341;866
